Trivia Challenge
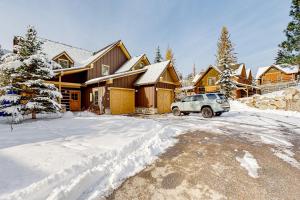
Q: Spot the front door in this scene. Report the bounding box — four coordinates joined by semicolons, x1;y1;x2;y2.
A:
69;90;81;111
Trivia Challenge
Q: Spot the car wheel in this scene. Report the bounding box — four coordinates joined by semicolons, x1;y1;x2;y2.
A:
202;107;213;118
215;112;222;116
183;112;190;116
172;107;181;116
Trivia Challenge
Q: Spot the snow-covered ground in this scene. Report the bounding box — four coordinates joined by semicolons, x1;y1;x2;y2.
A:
0;102;300;200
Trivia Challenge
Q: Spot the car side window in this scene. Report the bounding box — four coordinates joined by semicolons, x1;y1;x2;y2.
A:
192;95;204;101
206;94;217;100
182;96;193;102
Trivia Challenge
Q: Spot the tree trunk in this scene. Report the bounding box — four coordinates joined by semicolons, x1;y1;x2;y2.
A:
32;110;36;119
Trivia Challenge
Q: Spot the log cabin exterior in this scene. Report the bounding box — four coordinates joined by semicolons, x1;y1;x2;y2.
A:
13;37;181;114
193;64;256;99
255;64;300;85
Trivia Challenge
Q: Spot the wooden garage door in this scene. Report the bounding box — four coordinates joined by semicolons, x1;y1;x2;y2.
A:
110;87;135;115
157;88;173;114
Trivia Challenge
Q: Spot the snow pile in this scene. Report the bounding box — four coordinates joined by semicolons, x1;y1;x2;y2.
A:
236;151;260;178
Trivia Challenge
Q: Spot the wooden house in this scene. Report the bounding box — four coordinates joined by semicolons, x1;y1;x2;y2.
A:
193;63;255;98
256;64;300;85
13;37;181;114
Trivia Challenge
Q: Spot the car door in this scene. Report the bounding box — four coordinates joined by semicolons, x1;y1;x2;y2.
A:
181;96;193;111
190;95;204;111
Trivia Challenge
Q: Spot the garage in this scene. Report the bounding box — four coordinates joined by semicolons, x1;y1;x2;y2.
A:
157;88;173;114
110;87;135;115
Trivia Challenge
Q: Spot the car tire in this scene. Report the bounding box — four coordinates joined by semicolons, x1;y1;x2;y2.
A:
172;107;181;116
202;107;213;118
183;112;190;116
215;112;222;116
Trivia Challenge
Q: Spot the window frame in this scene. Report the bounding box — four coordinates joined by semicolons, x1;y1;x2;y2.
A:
58;58;69;68
102;64;110;76
207;77;217;86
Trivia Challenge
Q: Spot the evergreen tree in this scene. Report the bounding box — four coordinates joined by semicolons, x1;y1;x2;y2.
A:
216;26;237;66
276;0;300;65
0;45;4;61
154;46;163;63
0;26;61;122
218;64;236;99
165;46;175;65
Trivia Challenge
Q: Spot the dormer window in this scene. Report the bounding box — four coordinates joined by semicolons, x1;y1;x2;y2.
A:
58;59;69;68
102;64;110;76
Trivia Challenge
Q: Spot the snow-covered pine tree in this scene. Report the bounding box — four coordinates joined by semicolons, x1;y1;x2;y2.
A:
218;64;236;99
216;26;238;66
275;0;300;65
0;26;61;121
0;45;4;61
0;52;24;121
154;46;163;63
16;26;62;119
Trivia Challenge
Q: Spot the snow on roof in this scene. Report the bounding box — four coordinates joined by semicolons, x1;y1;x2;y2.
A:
79;40;120;67
135;60;170;86
85;68;147;85
233;64;244;76
192;73;201;83
40;38;93;67
179;85;195;90
255;64;299;79
115;54;144;73
246;69;252;78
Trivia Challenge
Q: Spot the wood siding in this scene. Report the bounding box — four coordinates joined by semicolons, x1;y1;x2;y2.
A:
260;67;295;85
136;86;156;108
87;46;128;80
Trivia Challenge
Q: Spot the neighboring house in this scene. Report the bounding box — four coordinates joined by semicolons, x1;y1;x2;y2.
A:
13;37;181;114
256;64;300;85
193;63;255;98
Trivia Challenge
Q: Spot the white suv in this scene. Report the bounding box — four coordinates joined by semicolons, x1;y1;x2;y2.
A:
171;93;230;118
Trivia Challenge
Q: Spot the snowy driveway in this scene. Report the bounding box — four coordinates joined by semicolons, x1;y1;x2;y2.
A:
0;102;300;200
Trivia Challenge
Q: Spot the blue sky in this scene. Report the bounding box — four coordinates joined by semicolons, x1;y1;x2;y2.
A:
0;0;291;76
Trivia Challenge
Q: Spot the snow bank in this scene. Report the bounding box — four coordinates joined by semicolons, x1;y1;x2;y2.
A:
236;151;260;178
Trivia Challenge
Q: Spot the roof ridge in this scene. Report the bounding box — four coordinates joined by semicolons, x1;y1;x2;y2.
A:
93;40;121;55
38;37;92;53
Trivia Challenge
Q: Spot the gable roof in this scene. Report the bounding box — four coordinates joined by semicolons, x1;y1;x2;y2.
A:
115;54;149;73
193;65;221;86
246;69;252;79
255;64;299;79
134;60;173;86
40;38;93;67
233;63;246;76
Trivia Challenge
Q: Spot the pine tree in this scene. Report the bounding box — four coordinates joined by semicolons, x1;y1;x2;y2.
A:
165;46;175;65
218;64;236;99
0;26;61;122
0;45;4;61
276;0;300;65
154;46;163;63
216;26;237;66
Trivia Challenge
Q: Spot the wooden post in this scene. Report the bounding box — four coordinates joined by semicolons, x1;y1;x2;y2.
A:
58;75;62;104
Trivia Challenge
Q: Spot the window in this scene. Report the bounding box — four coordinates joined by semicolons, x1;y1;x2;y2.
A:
102;65;110;76
217;94;225;99
71;93;78;100
192;95;204;101
94;91;99;105
182;96;193;102
208;77;217;86
206;94;217;100
58;59;69;68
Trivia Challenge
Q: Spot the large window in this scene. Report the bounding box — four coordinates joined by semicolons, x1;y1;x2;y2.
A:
207;77;217;86
206;94;217;100
102;64;110;76
58;59;69;68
